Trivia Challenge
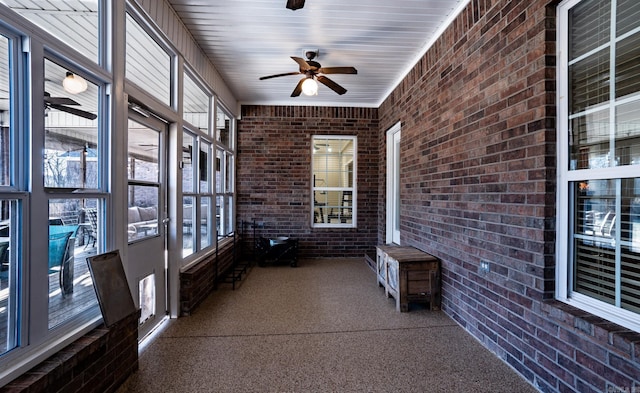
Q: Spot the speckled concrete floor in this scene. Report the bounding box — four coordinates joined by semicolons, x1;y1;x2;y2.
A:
117;258;539;393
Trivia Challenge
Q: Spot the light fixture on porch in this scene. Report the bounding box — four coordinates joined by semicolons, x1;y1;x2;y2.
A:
62;72;88;94
301;77;318;96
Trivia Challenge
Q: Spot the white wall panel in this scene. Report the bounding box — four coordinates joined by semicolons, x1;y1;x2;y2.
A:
135;0;238;117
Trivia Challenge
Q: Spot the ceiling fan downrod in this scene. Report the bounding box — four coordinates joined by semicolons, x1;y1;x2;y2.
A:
286;0;305;11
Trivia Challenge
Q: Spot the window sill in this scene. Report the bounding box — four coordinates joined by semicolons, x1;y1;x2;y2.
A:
542;300;640;355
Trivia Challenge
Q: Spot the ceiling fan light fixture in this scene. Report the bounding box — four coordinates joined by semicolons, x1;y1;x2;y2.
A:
301;77;318;96
63;72;88;94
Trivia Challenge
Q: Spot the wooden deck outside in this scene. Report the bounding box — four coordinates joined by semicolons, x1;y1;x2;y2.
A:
0;243;99;349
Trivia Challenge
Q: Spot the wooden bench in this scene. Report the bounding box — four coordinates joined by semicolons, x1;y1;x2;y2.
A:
364;249;376;272
376;245;441;312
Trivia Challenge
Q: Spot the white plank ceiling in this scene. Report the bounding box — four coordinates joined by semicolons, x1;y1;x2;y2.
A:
0;0;468;109
167;0;468;107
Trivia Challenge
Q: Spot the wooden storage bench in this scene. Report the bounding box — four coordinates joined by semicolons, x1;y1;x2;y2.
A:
376;245;441;312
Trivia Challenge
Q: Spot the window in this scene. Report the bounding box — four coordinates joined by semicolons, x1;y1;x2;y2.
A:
312;136;356;228
0;30;19;356
1;0;101;63
127;117;161;242
181;70;215;257
44;58;102;328
557;0;640;331
183;72;210;133
216;105;234;238
126;12;172;107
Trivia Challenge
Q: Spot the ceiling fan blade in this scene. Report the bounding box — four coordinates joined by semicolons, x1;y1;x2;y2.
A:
286;0;305;10
291;77;305;97
44;92;80;106
259;71;301;80
318;66;358;75
49;104;97;120
316;75;347;95
291;56;311;72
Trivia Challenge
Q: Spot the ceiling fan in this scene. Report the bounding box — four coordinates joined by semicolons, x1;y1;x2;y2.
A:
44;92;97;120
259;51;357;97
286;0;305;10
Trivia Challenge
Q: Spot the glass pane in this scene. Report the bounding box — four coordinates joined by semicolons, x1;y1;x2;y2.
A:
126;13;171;107
569;47;610;114
216;107;231;147
224;196;233;237
183;73;209;132
617;0;640;37
199;142;211;193
313;138;355;187
616;34;640;100
128;119;159;182
182;132;194;192
314;190;328;224
574;179;616;239
316;191;353;225
48;198;99;329
575;178;640;314
621;178;640;250
216;195;222;237
0;199;18;354
574;236;616;304
0;34;11;187
182;197;194;257
569;108;610;170
216;149;223;194
615;101;640;166
621;246;640;313
1;0;99;63
225;154;233;193
127;186;159;242
139;273;155;325
621;179;640;313
573;180;617;305
44;60;98;188
568;0;611;61
201;196;211;249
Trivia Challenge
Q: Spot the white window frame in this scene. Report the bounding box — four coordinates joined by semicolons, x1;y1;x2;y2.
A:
311;135;357;228
556;0;640;332
215;103;235;239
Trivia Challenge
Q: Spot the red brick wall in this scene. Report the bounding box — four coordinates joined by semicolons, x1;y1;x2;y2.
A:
180;239;237;316
1;311;139;393
237;106;379;258
378;1;640;392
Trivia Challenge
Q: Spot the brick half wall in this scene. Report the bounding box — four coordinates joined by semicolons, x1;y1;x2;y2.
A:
1;311;139;393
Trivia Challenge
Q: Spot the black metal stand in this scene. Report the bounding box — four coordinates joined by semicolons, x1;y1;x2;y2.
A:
255;236;298;267
221;220;252;289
